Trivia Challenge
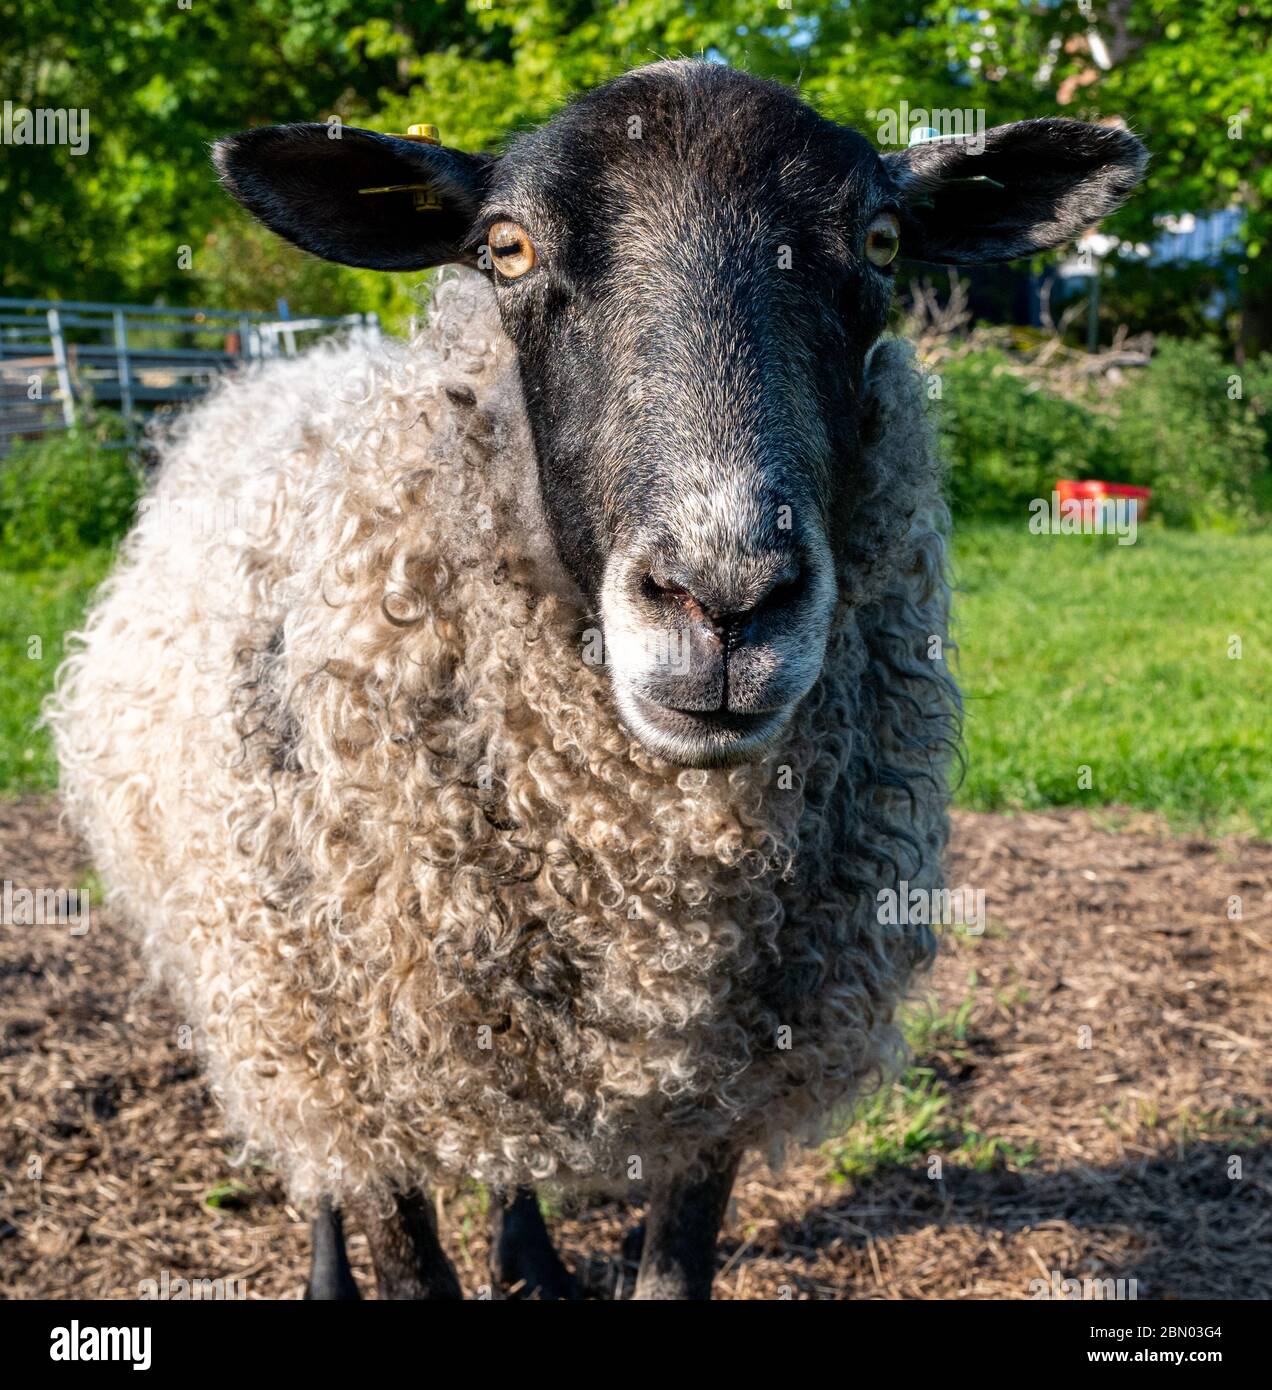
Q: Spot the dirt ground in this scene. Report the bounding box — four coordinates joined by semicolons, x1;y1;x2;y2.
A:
1;797;1268;1300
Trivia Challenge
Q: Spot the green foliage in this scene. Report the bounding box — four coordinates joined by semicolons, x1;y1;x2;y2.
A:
1112;339;1272;527
939;339;1272;527
0;425;142;569
4;2;1270;348
0;0;480;312
1096;1;1272;263
938;351;1112;521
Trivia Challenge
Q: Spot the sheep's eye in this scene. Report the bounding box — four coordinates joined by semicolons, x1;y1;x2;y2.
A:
865;211;900;268
487;220;537;279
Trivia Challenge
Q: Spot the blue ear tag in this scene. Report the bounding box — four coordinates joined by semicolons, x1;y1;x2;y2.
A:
907;124;1005;188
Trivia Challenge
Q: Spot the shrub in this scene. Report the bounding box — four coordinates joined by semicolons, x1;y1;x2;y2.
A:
936;349;1115;519
0;420;142;570
1111;338;1271;528
935;338;1272;528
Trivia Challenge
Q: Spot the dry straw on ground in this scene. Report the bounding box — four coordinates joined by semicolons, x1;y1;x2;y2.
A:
1;799;1268;1299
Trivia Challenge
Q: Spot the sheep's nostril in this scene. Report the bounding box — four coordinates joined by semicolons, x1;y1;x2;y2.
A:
642;572;690;603
755;564;804;614
643;572;716;634
640;558;806;634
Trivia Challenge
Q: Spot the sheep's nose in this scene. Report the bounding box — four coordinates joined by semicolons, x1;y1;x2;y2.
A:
643;554;804;642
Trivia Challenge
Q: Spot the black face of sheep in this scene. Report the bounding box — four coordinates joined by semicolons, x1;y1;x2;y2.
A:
214;59;1146;768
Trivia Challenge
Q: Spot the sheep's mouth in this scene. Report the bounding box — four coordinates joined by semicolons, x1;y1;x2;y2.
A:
619;690;788;766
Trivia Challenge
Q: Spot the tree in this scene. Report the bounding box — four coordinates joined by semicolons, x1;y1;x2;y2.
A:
4;1;1268;349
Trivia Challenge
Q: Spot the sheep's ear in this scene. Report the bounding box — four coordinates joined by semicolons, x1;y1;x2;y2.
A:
212;123;495;271
883;118;1148;265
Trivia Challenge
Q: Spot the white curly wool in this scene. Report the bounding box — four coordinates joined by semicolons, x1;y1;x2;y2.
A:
49;270;958;1204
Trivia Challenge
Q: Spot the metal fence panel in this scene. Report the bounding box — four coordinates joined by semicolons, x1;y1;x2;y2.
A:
0;296;382;453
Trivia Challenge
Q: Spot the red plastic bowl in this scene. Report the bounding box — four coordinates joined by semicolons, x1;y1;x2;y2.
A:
1055;479;1151;520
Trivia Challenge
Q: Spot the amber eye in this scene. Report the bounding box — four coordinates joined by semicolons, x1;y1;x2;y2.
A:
487;220;537;279
865;211;901;268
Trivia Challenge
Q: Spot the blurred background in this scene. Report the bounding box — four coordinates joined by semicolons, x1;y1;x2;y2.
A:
1;0;1269;832
1;1;1270;1301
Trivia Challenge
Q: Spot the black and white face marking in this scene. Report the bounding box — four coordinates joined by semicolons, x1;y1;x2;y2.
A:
476;64;894;764
214;60;1148;767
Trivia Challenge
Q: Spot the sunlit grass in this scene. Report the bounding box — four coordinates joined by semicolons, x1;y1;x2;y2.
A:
2;527;1268;839
952;522;1272;835
0;549;112;793
826;992;1039;1181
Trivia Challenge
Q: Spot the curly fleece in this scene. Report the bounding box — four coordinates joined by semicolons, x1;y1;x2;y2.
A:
49;270;959;1205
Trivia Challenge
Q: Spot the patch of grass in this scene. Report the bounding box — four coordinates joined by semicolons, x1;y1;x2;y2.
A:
0;548;113;794
901;989;976;1058
1166;1106;1269;1149
1103;1097;1268;1148
827;1071;1040;1184
952;523;1272;836
203;1179;251;1212
829;1068;953;1181
959;1130;1040;1173
2;526;1268;841
76;866;106;901
0;424;140;569
826;995;1038;1183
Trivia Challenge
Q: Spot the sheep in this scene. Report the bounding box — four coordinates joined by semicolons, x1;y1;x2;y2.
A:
48;59;1146;1300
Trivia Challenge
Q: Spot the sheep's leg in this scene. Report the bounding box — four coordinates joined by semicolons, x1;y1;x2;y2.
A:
361;1189;463;1300
304;1197;361;1300
489;1187;579;1299
633;1150;740;1300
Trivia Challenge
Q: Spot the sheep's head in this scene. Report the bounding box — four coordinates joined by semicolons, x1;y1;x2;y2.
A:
214;60;1146;767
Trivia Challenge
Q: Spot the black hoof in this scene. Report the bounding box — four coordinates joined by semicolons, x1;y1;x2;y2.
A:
304;1272;361;1300
492;1189;580;1300
306;1197;362;1299
622;1221;645;1266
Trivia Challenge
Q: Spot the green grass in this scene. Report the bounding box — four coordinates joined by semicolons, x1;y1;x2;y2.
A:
0;548;113;792
826;991;1039;1182
1;526;1270;838
952;522;1272;836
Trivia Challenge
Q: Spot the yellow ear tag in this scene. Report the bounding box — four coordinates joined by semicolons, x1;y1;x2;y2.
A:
358;123;443;211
